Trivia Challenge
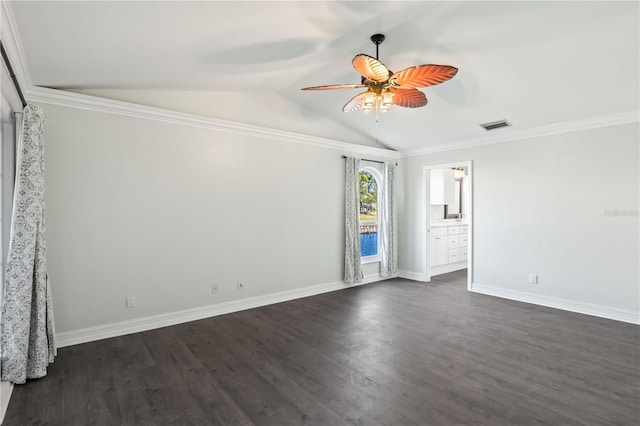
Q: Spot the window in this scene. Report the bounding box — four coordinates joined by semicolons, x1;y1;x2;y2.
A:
359;168;381;260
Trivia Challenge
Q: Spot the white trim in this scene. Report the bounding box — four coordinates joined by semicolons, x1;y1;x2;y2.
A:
401;110;640;158
22;84;639;161
23;82;640;160
2;0;397;158
55;273;387;348
423;161;473;290
397;270;426;281
1;68;22;114
359;165;383;262
2;0;638;160
471;283;640;325
26;87;401;158
0;381;14;424
0;8;21;415
0;1;33;91
422;167;430;282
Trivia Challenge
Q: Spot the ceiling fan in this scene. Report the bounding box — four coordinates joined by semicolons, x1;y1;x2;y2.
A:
302;34;458;115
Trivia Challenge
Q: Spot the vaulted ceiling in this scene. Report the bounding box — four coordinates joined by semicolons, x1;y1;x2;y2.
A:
8;1;640;151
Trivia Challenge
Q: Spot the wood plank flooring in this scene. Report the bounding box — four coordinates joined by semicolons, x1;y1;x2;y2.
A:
4;271;639;425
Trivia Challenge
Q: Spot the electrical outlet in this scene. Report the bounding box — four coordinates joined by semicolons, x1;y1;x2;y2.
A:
126;294;136;308
529;274;539;284
237;280;244;290
211;283;218;294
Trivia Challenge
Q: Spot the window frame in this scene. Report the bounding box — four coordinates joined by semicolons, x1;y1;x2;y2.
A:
1;82;19;304
358;166;382;263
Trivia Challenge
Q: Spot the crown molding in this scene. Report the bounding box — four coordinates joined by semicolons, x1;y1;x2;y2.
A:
2;1;398;159
400;110;640;158
26;82;639;161
25;82;638;161
3;1;636;161
27;86;401;159
1;0;32;89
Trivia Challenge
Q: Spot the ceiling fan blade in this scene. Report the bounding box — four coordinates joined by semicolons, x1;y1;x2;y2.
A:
301;84;365;91
392;89;427;108
389;65;458;89
343;91;367;112
352;54;391;82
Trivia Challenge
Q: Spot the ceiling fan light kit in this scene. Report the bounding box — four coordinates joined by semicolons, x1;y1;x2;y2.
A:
302;34;458;120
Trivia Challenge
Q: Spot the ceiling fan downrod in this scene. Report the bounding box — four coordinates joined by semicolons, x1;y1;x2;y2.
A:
370;34;385;60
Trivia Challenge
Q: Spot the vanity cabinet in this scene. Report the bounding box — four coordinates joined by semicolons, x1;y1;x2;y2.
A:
429;227;448;266
430;224;468;275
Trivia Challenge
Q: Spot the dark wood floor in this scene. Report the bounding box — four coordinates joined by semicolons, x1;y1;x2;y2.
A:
4;271;639;425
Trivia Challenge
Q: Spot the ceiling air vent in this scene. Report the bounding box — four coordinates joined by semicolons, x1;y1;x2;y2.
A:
480;119;511;131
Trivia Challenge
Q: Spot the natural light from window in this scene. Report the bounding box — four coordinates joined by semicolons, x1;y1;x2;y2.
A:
359;169;379;259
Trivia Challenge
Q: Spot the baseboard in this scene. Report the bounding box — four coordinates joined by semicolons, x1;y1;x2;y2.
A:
55;273;387;348
398;270;426;281
0;381;14;424
471;283;640;325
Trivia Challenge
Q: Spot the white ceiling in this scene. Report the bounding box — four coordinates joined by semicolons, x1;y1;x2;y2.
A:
8;1;640;151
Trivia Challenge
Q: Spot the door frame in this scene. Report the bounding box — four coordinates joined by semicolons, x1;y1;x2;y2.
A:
422;160;473;290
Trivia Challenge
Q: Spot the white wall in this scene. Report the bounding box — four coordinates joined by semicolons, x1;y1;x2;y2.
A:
399;122;639;318
37;102;640;336
42;104;392;335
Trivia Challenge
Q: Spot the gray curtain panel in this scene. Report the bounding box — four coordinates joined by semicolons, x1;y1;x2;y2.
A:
380;162;398;278
1;104;56;384
344;157;363;284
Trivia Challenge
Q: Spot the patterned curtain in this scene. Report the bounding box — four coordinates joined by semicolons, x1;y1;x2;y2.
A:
380;162;398;277
344;157;363;283
1;104;55;384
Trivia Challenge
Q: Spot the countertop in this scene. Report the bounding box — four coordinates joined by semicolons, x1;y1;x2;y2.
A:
430;221;468;227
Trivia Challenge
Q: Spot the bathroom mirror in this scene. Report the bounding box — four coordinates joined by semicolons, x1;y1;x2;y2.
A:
445;177;463;218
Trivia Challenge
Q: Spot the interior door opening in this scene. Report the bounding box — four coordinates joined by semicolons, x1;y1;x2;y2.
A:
423;161;473;290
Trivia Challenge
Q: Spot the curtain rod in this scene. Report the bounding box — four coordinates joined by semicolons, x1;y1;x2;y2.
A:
341;155;397;165
0;40;28;108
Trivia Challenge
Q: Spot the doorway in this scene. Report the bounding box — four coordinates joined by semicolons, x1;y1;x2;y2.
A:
422;161;473;290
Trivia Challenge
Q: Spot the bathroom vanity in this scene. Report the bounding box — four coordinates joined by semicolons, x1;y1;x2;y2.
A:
429;222;468;276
